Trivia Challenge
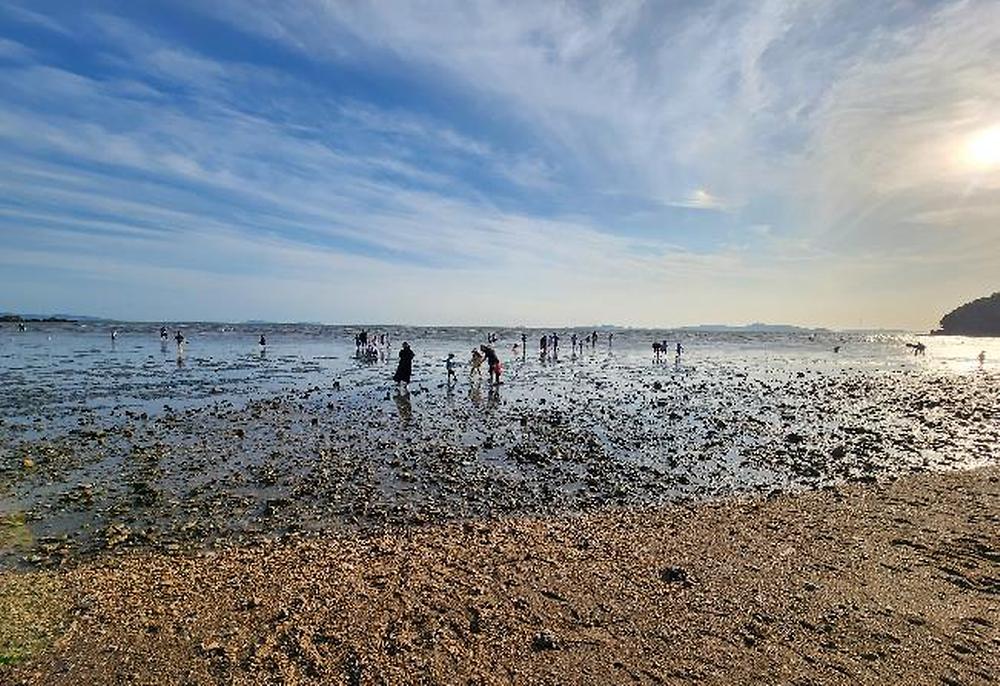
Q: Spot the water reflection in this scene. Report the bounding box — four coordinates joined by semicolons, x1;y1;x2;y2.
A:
393;389;413;422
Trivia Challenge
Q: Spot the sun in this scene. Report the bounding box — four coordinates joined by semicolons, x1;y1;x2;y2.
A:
964;125;1000;170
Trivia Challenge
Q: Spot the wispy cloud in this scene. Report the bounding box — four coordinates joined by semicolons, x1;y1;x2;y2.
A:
664;189;730;211
1;1;998;327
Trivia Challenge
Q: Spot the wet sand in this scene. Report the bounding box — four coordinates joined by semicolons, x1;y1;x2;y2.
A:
3;466;997;685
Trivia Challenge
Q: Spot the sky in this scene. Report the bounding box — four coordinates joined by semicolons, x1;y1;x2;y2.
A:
1;1;998;329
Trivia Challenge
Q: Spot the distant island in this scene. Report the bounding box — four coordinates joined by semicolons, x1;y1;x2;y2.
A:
0;313;82;323
932;292;1000;336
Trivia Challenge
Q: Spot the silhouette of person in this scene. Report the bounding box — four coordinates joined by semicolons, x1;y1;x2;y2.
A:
394;342;415;389
481;344;501;385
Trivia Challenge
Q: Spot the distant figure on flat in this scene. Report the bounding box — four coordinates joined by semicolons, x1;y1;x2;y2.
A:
174;331;185;348
445;353;457;384
652;341;662;362
259;334;266;348
160;326;168;340
394;342;414;390
608;332;614;348
111;330;117;343
979;350;986;367
675;342;682;362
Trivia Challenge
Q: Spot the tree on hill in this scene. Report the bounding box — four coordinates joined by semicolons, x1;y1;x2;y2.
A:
935;292;1000;336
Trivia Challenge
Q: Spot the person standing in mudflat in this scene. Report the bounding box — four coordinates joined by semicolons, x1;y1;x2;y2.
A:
470;348;484;378
394;342;415;390
481;344;501;386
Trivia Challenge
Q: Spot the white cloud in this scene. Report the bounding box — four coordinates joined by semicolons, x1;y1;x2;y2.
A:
2;1;999;328
664;189;729;211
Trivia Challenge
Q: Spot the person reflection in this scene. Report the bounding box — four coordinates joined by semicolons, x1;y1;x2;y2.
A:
487;384;500;411
468;381;482;408
393;388;413;422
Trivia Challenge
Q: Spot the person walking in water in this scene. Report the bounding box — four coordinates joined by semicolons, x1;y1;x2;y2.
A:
174;331;185;348
979;350;987;367
445;353;457;385
259;334;266;349
393;342;415;390
608;332;614;348
539;334;547;358
675;342;682;362
481;344;501;386
160;326;168;340
652;341;662;362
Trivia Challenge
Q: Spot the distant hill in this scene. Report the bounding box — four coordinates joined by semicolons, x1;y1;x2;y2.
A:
1;313;104;323
932;292;1000;336
678;323;828;333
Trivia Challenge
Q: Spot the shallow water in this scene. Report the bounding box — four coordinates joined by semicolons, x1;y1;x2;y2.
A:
1;322;998;566
2;322;997;427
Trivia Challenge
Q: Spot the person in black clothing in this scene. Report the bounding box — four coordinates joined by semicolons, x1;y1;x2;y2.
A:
480;344;501;385
394;342;415;389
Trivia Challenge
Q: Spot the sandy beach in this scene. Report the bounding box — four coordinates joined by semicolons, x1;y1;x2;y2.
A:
3;465;997;685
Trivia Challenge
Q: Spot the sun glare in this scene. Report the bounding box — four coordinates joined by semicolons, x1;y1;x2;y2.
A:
964;125;1000;170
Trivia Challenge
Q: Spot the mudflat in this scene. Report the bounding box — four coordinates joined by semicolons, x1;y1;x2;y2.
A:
3;466;997;685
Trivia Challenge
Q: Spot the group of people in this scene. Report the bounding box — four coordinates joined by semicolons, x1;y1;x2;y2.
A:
652;340;683;363
159;326;185;348
389;330;625;393
392;341;502;392
354;329;389;362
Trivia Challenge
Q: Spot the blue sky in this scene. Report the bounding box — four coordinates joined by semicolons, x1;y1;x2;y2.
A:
1;1;998;328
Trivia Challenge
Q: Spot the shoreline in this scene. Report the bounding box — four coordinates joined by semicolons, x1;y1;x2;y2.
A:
3;466;997;685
